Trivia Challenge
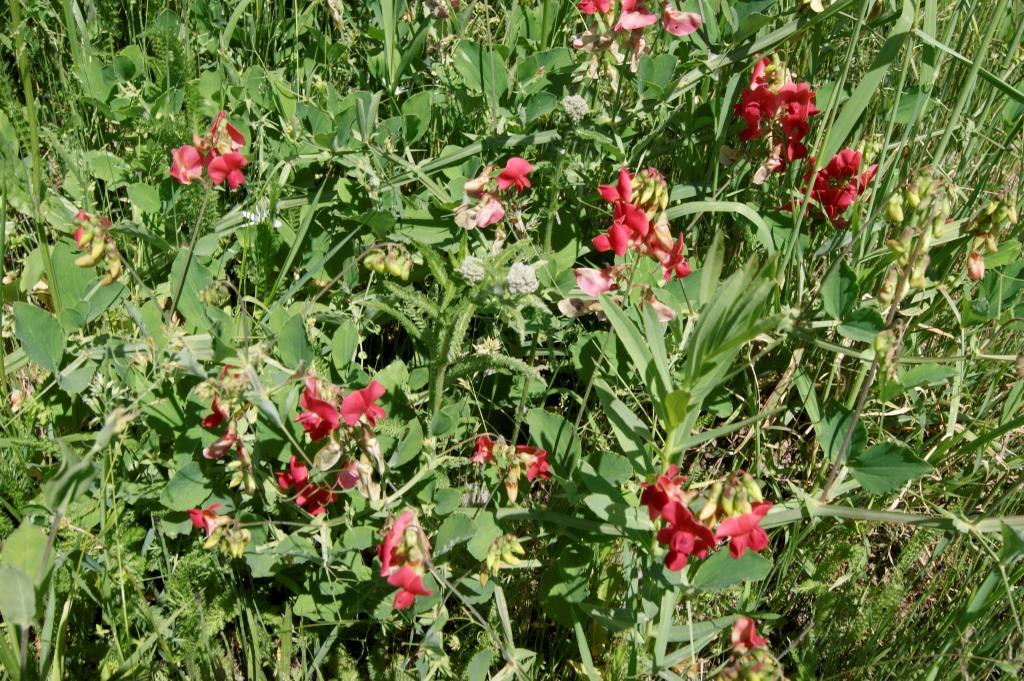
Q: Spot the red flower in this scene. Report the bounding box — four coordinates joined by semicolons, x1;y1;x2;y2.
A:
578;0;611;13
662;6;701;36
714;501;772;558
170;145;205;185
656;501;717;570
202;395;228;429
207;152;248;189
296;375;340;441
731;616;768;653
472;435;496;464
387;565;432;609
277;455;337;516
340;380;387;427
516;445;551;481
377;510;433;609
209;111;246;152
805;149;878;224
496;157;533;193
639;465;688;520
203;430;238;460
188;504;222;537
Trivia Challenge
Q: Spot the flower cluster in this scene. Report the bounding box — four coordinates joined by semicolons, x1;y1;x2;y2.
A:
277;374;389;514
456;157;533;230
377;509;433;609
71;210;122;286
198;365;256;493
641;468;772;570
803;148;878;226
733;55;820;183
574;1;701;78
187;504;252;558
472;435;551;503
362;243;413;281
592;167;692;281
169;111;248;189
479;534;526;586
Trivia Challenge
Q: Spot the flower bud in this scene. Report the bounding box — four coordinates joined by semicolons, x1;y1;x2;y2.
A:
909;255;929;289
886;195;904;224
740;473;763;502
967;251;985;281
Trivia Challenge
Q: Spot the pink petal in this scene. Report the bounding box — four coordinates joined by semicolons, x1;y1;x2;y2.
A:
662;7;701;36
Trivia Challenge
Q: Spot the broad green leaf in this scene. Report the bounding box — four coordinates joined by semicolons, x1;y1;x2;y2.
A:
43;454;98;513
14;302;65;374
692;550;772;591
900;364;957;388
837;308;885;343
160;462;212;511
1000;523;1024;566
526;407;581;477
454;41;508;99
0;522;50;586
331;320;360;371
433;513;476;559
127;183;161;213
0;565;37;627
816;402;867;464
822;260;858;320
848;443;933;494
466;511;502;561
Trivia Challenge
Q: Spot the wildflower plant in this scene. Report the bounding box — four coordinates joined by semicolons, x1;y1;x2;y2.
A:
1;2;1023;680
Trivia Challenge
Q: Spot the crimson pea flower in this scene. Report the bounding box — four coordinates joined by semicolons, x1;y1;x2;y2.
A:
277;455;337;516
662;5;701;36
806;149;878;224
516;445;551;481
731;616;768;652
578;0;611;14
202;395;228;429
387;565;432;610
592;220;633;257
295;375;340;441
472;435;496;464
188;504;222;536
598;167;634;206
714;501;772;558
340;380;387;427
496;157;533;193
656;501;717;570
639;465;688;520
207;152;248;189
169;145;205;185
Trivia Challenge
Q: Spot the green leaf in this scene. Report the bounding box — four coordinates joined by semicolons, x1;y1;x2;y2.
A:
822;260;858;320
999;523;1024;566
466;511;502;561
848;443;933;494
0;522;50;586
0;565;37;627
42;454;98;513
467;649;493;681
899;364;957;388
816;402;867;464
331;320;360;371
276;313;312;369
526;407;581;477
692;550;772;591
401;90;433;144
127;182;161;213
837;308;885;343
14;302;65;374
84;150;129;186
454;41;508;99
160;462;211;511
433;513;476;559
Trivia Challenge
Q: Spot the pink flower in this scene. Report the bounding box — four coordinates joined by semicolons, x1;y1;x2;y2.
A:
516;445;551;481
967;251;985;281
336;459;362;490
662;6;701;36
340;379;387;427
170;145;205;185
575;267;619;296
714;501;772;558
598;167;634;206
472;435;496;464
378;509;415;575
475;194;505;227
295;375;340;441
647;296;676;322
496;157;533;193
731;616;768;652
203;430;237;460
188;504;222;536
592;220;633;257
578;0;611;14
616;0;658;30
202;395;228;429
207;152;248;189
209;111;246;152
387;565;432;609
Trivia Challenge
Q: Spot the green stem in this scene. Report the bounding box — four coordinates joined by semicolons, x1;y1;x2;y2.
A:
8;0;62;313
166;184;213;324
